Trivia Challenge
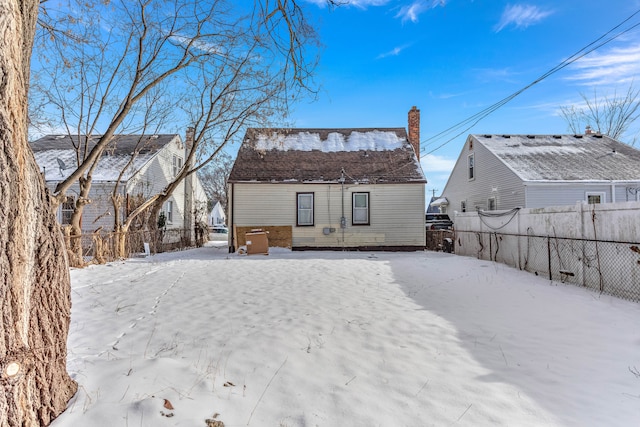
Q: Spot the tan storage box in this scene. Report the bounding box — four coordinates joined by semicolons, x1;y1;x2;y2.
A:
245;229;269;255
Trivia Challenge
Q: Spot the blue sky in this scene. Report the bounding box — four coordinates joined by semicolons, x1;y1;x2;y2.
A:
285;0;640;196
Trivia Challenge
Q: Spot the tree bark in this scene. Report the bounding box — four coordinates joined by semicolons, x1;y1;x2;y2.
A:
67;176;93;267
0;1;77;425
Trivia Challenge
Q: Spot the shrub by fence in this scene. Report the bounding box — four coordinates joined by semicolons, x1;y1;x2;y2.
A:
426;229;455;252
456;230;640;302
65;228;204;266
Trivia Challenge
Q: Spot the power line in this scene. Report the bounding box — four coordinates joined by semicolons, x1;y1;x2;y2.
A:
421;8;640;155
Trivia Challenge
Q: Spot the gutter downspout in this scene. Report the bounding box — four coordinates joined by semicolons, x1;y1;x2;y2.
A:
184;172;193;243
611;182;616;203
229;183;235;253
340;169;346;246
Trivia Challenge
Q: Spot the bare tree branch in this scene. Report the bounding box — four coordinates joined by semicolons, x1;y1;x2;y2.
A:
560;83;640;145
31;0;320;258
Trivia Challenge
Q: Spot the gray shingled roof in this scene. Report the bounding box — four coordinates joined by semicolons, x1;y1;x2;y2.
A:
228;128;426;184
474;134;640;181
30;134;179;182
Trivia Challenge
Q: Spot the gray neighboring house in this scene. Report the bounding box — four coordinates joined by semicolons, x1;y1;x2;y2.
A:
440;133;640;214
227;107;427;251
31;133;208;233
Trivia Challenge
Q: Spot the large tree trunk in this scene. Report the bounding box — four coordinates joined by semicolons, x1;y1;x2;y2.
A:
0;1;78;425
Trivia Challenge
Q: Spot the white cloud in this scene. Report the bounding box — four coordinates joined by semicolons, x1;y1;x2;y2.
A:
473;67;521;84
304;0;390;8
170;34;224;56
430;91;467;100
396;0;448;24
567;43;640;86
304;0;447;21
376;44;410;59
494;4;553;32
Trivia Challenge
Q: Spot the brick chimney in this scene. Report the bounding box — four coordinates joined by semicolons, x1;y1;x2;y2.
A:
185;126;195;150
408;106;420;160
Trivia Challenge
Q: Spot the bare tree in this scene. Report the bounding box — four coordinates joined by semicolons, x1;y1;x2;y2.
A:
32;0;319;261
199;151;235;210
560;84;640;145
0;1;77;425
0;0;319;424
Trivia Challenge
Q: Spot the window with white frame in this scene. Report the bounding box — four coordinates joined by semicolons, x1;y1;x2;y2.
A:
297;193;314;226
61;196;75;225
586;192;605;204
468;153;475;180
352;192;370;225
172;155;183;177
166;200;173;223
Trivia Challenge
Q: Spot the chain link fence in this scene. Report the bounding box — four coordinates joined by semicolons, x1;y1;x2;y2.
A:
455;231;640;303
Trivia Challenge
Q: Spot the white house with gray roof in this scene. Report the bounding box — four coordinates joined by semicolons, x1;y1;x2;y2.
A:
440;133;640;214
31;133;208;234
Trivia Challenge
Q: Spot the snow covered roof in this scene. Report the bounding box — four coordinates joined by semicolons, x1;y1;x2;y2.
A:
430;197;448;206
30;134;180;182
474;134;640;181
229;128;426;184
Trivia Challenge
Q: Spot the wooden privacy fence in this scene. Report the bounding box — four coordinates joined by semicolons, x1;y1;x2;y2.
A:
455;230;640;303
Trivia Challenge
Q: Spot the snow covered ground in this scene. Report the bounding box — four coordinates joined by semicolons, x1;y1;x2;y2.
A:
51;242;640;427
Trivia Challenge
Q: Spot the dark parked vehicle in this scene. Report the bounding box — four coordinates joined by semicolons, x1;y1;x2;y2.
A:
425;213;453;230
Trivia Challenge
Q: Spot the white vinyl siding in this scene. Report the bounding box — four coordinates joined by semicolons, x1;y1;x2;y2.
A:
523;183;635;208
442;136;525;213
129;141;187;229
232;183;425;248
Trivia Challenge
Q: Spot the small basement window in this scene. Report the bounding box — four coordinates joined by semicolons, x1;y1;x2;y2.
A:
586;192;605;204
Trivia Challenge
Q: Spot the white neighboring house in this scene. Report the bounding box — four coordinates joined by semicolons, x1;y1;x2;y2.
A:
30;134;208;237
208;201;226;226
440;133;640;214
